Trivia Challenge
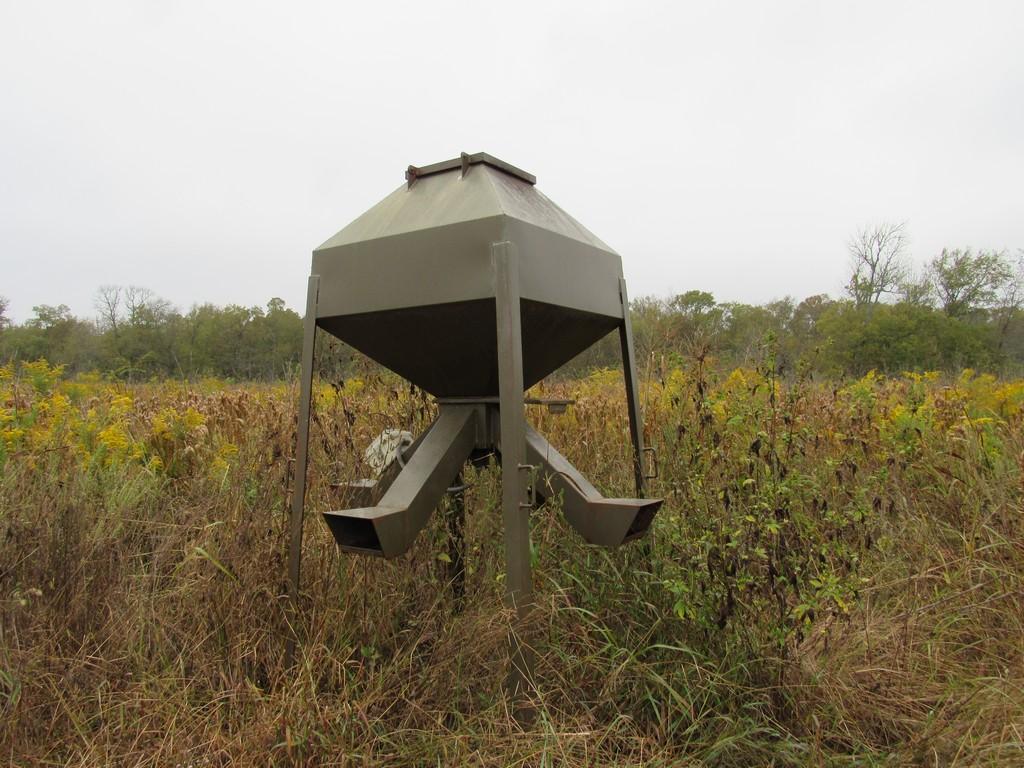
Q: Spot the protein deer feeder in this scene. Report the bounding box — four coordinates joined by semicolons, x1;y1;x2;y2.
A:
287;153;662;688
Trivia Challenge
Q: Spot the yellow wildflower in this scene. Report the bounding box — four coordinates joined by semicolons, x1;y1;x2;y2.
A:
109;395;134;417
151;412;171;438
182;408;205;431
98;424;131;454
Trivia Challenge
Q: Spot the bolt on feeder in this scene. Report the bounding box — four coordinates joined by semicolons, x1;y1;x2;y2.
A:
287;152;663;681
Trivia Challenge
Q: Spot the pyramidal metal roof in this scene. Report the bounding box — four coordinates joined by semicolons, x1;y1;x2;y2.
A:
315;152;614;253
309;152;628;397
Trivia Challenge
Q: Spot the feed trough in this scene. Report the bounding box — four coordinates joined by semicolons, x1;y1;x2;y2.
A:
286;153;663;689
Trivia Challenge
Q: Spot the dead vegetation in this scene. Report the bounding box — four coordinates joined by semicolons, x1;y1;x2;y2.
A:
1;359;1022;765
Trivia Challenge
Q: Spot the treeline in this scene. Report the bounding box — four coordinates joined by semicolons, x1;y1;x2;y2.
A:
569;288;1024;378
2;228;1022;380
574;230;1024;376
0;287;304;380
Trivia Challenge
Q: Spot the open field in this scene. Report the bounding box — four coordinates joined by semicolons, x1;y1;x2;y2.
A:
2;359;1023;766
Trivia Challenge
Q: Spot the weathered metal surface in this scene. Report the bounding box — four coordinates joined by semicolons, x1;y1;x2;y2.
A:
321;403;662;557
618;277;647;498
525;425;662;545
285;274;319;666
493;241;536;702
311;157;624;396
319;299;617;398
492;242;533;610
407;151;537;187
321;405;479;558
291;154;664;696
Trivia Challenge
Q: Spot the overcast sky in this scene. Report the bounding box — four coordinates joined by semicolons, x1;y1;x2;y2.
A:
2;1;1022;322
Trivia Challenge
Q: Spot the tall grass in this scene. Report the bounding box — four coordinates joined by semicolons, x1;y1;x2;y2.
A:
1;359;1022;765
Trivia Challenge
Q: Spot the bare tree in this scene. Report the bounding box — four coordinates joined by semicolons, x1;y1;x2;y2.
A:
846;222;910;307
124;286;151;326
95;285;122;335
118;286;173;327
0;295;10;330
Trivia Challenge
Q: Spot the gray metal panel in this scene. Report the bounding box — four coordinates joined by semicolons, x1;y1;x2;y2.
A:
314;221;623;322
321;406;479;558
485;168;612;251
314;163;614;255
317;298;618;397
285;275;319;667
618;277;647;497
312;159;625;322
493;241;536;703
407;152;536;186
317;166;505;249
525;424;661;545
313;217;502;318
508;218;624;320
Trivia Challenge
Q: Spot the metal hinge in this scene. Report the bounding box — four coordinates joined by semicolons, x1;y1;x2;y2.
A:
517;463;537;508
642;446;658;480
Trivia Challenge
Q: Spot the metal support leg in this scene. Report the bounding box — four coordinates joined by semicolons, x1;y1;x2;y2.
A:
286;274;319;666
618;277;646;498
493;241;534;705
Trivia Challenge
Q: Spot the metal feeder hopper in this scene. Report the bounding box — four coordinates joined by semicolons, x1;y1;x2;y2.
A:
287;153;663;684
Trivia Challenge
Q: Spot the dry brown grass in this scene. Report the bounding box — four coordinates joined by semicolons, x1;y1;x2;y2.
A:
1;362;1023;765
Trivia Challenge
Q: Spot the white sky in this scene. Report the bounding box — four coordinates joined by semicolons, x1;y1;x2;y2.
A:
2;1;1022;322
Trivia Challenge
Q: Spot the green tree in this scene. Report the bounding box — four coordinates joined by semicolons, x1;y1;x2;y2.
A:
721;299;794;367
668;290;725;350
95;287;183;380
928;248;1013;318
898;269;934;307
0;304;99;370
817;301;991;375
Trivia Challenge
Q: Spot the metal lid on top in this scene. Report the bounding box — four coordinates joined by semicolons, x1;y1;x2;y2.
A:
405;152;536;188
